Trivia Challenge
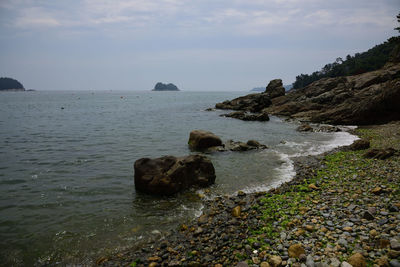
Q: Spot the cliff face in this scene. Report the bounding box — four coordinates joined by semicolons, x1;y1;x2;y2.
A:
267;63;400;125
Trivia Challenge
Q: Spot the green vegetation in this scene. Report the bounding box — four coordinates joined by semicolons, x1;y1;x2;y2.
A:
0;77;24;90
152;82;180;91
292;36;400;89
244;123;400;261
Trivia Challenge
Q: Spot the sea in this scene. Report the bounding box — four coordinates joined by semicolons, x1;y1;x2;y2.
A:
0;90;358;265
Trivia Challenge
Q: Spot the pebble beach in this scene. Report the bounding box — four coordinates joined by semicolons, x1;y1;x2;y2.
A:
100;121;400;267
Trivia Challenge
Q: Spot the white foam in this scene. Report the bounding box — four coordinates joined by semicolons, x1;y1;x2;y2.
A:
241;151;295;194
239;128;359;195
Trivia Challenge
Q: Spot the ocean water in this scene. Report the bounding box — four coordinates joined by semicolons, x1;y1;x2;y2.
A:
0;91;357;265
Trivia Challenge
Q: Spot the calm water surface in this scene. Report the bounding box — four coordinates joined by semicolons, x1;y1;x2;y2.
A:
0;91;357;265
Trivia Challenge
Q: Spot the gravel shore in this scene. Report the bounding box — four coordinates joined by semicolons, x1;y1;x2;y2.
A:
99;121;400;267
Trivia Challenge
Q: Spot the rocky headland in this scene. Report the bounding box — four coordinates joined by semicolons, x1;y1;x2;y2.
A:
216;64;400;125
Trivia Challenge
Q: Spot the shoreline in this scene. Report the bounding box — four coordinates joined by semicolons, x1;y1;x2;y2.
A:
99;121;400;266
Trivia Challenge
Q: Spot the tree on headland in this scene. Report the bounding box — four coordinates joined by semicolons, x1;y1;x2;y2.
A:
292;37;400;89
0;77;25;90
292;12;400;89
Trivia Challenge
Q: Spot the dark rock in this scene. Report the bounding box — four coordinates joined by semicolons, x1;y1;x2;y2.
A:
363;148;397;160
265;64;400;125
297;124;314;132
224;140;266;151
349;139;370;151
134;154;216;195
221;111;270;121
246;140;267;148
188;130;222;151
315;125;341;132
265;79;285;99
389;204;399;212
363;211;375;220
390;260;400;267
215;93;272;113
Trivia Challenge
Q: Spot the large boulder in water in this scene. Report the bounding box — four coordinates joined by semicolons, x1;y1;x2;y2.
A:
265;79;285;99
188;130;223;151
134;155;216;195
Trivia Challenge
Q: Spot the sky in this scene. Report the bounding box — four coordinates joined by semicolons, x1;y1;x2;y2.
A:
0;0;399;91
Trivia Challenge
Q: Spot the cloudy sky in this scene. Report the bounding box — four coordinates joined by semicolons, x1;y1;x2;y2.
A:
0;0;399;91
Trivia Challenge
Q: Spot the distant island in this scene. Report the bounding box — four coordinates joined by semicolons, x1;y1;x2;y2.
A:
251;84;292;92
152;82;180;91
0;77;25;91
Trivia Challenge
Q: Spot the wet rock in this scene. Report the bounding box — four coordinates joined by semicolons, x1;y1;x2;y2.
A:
222;111;270;121
188;130;223;151
134;154;216;195
315;125;341;132
297;124;314;132
348;253;366;267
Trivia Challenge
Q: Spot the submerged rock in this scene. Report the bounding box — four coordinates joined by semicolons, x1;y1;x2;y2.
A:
134;154;216;195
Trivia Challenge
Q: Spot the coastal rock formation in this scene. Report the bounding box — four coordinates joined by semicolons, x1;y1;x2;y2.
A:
265;79;285;99
267;64;400;125
134;155;215;195
152;82;180;91
215;93;272;113
188;130;223;151
220;111;270;121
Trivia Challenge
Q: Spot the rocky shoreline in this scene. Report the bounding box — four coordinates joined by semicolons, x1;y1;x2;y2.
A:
98;122;400;267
